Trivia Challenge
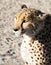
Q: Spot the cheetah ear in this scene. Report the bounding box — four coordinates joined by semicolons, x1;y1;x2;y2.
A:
35;10;44;16
21;4;27;9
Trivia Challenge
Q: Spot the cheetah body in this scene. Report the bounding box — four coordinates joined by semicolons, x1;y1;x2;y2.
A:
13;5;51;65
21;34;46;65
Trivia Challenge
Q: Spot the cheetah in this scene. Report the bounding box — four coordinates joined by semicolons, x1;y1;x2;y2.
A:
13;5;51;65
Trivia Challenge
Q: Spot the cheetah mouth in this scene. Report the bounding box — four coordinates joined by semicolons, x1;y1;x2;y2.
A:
21;28;36;38
21;29;26;34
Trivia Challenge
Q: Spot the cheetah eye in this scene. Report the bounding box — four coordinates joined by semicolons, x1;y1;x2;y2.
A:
22;20;26;23
21;20;26;27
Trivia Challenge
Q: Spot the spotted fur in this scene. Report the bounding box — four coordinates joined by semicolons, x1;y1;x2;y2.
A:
13;5;51;65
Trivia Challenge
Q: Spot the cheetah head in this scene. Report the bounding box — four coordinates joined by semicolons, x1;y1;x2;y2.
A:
13;5;47;38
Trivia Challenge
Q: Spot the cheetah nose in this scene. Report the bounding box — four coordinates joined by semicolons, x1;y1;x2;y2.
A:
14;29;18;31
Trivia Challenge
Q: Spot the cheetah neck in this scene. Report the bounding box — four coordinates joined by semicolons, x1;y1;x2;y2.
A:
22;34;32;43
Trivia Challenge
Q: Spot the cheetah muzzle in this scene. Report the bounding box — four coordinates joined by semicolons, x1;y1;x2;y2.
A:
13;4;51;65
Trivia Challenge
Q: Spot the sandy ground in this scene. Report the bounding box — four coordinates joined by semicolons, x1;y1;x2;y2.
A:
0;0;51;65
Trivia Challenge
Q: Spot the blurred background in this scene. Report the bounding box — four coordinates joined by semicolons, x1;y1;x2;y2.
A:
0;0;51;65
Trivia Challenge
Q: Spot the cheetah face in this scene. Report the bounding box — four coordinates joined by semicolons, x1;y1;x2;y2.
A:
13;5;46;38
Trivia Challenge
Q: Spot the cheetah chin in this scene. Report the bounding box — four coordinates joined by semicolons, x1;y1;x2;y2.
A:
13;4;51;65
